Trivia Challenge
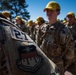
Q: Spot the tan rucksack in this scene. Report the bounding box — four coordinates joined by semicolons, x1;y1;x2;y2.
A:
0;14;60;75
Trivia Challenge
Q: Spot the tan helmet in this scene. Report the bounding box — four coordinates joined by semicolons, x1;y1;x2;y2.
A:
67;12;75;18
36;16;45;24
2;11;11;17
28;20;34;26
62;20;67;24
44;1;60;12
15;16;22;20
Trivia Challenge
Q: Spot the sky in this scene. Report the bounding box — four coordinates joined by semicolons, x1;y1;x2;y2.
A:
26;0;76;21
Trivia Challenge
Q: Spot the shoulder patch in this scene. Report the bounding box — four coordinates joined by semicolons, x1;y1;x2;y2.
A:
16;45;43;72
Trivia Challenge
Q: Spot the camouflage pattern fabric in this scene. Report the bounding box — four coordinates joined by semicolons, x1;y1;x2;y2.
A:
65;23;76;74
40;21;75;75
36;23;47;47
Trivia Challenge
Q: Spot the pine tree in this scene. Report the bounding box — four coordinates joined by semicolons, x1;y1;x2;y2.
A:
0;0;30;21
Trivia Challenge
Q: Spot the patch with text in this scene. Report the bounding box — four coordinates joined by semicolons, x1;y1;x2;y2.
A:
16;45;43;72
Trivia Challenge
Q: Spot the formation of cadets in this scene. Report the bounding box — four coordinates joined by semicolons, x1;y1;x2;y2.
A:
0;1;76;75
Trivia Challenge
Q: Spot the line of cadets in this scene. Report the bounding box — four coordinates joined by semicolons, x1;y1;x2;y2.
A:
1;1;76;75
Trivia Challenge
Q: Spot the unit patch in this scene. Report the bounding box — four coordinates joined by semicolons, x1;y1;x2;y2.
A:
16;45;43;72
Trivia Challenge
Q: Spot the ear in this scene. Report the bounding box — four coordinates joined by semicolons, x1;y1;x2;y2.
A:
57;11;60;15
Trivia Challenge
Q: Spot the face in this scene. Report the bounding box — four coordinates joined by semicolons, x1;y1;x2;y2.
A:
37;21;42;26
16;19;21;25
66;15;75;24
6;17;11;20
45;9;59;21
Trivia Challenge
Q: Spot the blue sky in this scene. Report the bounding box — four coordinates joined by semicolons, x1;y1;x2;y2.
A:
26;0;76;21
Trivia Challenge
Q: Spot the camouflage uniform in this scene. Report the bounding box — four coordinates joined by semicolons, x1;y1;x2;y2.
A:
40;21;75;75
28;24;36;41
36;23;47;47
34;24;39;42
65;22;76;74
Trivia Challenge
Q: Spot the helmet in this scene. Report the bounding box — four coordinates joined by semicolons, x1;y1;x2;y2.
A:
63;20;67;24
36;17;44;21
36;16;45;24
15;16;22;20
28;20;34;26
2;11;11;17
67;12;75;17
44;1;60;12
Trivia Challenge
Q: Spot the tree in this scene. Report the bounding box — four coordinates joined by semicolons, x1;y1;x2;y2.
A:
0;0;30;21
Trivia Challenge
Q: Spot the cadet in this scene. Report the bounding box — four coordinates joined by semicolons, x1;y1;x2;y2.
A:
15;16;27;32
40;1;75;75
2;11;12;21
35;16;47;47
27;20;36;41
65;12;76;75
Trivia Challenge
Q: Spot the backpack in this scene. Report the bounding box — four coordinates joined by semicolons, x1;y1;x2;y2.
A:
0;15;60;75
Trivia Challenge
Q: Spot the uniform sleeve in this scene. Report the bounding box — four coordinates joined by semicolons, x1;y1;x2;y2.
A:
60;27;75;69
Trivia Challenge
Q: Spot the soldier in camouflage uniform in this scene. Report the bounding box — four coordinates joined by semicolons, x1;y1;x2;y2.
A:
27;20;36;41
35;16;47;47
2;11;12;22
40;1;75;75
15;16;27;32
65;12;76;75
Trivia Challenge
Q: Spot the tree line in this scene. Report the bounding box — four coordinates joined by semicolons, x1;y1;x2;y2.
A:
0;0;30;21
